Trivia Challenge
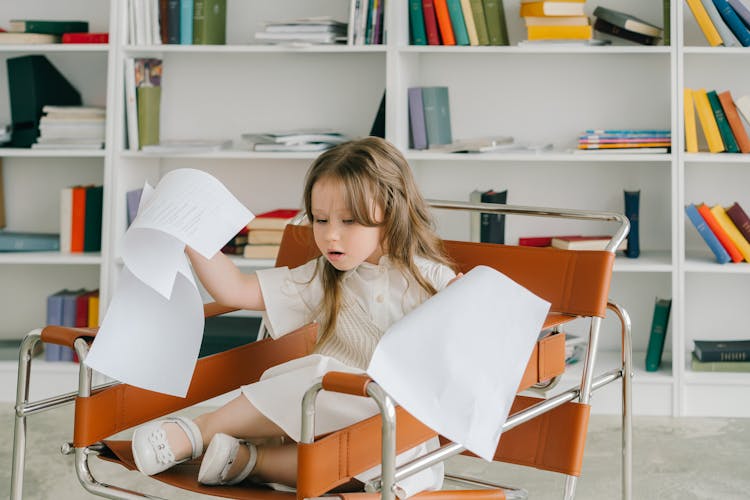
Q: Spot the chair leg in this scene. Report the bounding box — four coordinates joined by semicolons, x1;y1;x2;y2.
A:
75;446;166;499
563;475;578;500
607;301;633;500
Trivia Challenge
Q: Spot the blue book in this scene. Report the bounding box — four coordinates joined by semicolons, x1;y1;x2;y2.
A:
180;0;194;44
0;231;60;252
408;87;428;150
421;86;452;147
624;190;640;258
45;290;66;361
409;0;427;44
685;204;731;264
59;289;86;361
728;0;750;27
712;0;750;46
446;0;470;45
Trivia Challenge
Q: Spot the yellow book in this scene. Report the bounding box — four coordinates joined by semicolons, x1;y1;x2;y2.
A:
692;89;725;153
684;0;723;46
88;295;99;327
520;1;585;17
460;0;479;45
684;88;699;153
710;205;750;262
527;24;592;40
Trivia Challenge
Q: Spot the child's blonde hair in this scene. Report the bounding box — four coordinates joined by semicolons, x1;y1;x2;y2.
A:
302;136;453;345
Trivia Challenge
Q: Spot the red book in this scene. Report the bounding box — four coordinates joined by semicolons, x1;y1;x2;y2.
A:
247;209;302;230
61;32;109;44
422;0;442;45
71;186;87;253
697;203;743;263
725;202;750;244
433;0;456;45
518;235;581;247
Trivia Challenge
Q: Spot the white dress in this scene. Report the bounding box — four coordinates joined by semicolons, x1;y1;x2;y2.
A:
242;255;455;498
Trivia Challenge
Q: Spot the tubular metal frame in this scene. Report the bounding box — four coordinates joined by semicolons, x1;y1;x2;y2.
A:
10;201;632;500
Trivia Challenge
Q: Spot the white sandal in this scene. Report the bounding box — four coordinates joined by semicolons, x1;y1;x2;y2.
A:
198;433;257;486
131;416;203;476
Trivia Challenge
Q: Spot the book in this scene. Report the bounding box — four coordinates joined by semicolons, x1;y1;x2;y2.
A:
684;203;731;263
701;0;741;46
0;32;60;44
370;91;386;139
592;6;663;38
725;202;750;243
593;18;659;45
45;289;66;361
180;0;194;44
410;0;428;44
446;0;471;45
706;90;740;153
428;135;514;153
140;139;231;153
644;297;672;372
728;0;750;25
696;203;743;262
460;0;479;45
243;244;281;260
550;235;626;251
433;0;456;45
88;293;100;327
710;204;750;261
0;231;60;252
692;89;725;153
247;230;284;245
718;90;750;153
83;185;104;252
408;87;428;150
663;0;671;45
136;76;162;147
691;352;750;372
246;209;301;230
517;235;580;247
694;339;750;361
469;0;490;45
242;130;348;145
520;0;585;17
624;190;640;258
528;23;592;40
167;0;181;43
684;88;699;153
524;16;590;26
712;0;750;46
422;0;442;44
483;0;509;45
737;95;750;124
71;185;87;253
8;20;89;35
421;86;452;147
479;189;507;244
685;0;724;46
61;32;109;44
193;0;226;44
59;187;72;252
126;188;143;228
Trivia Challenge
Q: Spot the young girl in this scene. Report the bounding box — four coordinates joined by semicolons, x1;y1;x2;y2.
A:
131;137;457;496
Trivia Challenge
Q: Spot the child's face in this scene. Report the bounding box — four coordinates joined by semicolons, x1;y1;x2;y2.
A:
311;177;384;271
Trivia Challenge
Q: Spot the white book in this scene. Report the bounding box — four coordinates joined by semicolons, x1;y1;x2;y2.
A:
59;187;73;252
254;31;342;44
0;32;60;44
242;130;348;145
150;0;162;45
124;58;139;150
253;142;333;152
736;95;750;124
347;0;360;45
42;106;106;116
140;139;233;153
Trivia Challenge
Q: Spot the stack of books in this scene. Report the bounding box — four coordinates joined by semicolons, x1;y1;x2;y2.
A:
685;0;750;47
685;201;750;264
684;88;750;154
32;106;106;150
592;6;663;45
576;129;671;154
242;130;348;152
692;339;750;372
408;0;509;46
519;0;591;42
242;209;301;260
255;18;347;45
0;19;89;45
518;234;626;251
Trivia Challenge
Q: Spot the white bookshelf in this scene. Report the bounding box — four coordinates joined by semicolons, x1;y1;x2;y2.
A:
1;1;749;417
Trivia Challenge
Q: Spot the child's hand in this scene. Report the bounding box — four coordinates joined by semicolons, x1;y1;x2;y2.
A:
447;272;463;286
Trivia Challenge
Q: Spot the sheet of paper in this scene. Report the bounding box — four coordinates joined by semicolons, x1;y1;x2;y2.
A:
85;168;254;397
367;265;551;461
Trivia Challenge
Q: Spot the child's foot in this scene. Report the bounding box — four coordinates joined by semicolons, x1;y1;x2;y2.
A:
131;416;203;475
198;433;257;485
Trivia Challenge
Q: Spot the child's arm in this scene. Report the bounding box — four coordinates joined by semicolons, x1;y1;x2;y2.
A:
186;246;266;311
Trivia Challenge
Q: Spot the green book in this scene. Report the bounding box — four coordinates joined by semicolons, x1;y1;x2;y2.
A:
193;0;226;45
663;0;670;45
421;86;452;147
83;185;103;252
470;0;490;45
137;86;161;147
409;0;427;45
9;19;88;35
645;297;672;372
482;0;508;45
691;352;750;372
706;90;740;153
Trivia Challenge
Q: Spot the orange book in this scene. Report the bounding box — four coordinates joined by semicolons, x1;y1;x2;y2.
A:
697;203;743;263
433;0;456;45
70;186;87;253
718;90;750;154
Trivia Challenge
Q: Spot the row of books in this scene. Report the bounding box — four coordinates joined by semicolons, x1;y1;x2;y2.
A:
685;202;750;264
349;0;386;45
60;185;104;253
129;0;226;46
45;288;99;362
691;339;750;372
685;88;750;154
0;19;107;45
685;0;750;47
409;0;509;46
577;129;671;153
32;106;106;150
220;209;301;260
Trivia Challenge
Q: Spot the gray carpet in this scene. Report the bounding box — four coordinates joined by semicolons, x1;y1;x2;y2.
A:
2;403;749;499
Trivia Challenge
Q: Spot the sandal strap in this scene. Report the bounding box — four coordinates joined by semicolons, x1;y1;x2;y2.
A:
225;441;257;485
170;416;204;459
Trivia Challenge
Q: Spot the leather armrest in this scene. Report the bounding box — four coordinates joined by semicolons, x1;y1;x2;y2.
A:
40;325;97;348
321;371;372;396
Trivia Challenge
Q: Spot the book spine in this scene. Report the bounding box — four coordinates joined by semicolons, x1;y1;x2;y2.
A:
83;185;104;252
61;33;109;43
692;89;725;153
16;20;89;35
725;202;750;243
433;0;456;45
487;190;507;244
691;355;750;372
409;0;428;44
180;0;194;44
718;91;750;153
167;0;180;43
701;0;742;45
728;0;750;25
422;0;442;45
421;86;452;147
45;294;64;361
685;0;724;46
624;190;640;258
469;0;490;44
684;203;731;263
696;203;743;262
695;345;750;361
71;186;87;253
645;297;672;372
408;87;428;150
137;85;162;147
684;88;699;153
459;0;479;45
593;18;658;45
663;0;671;45
712;0;750;45
483;0;508;45
710;204;750;261
446;0;471;45
706;90;740;152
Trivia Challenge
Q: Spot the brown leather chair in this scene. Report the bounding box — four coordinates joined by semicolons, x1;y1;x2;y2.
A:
10;201;633;500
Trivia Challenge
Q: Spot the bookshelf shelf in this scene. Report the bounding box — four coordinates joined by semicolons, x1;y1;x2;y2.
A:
683;258;750;274
406;151;673;163
0;148;107;158
683;153;750;164
613;251;672;272
123;44;387;55
399;45;672;55
0;44;109;53
121;150;322;160
0;252;102;265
